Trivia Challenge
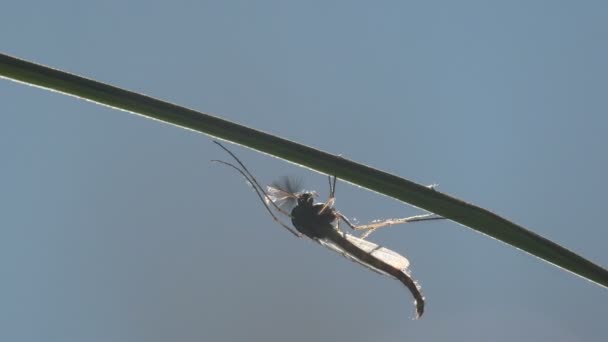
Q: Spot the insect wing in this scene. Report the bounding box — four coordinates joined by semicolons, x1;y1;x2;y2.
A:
315;232;411;277
266;185;297;209
315;238;386;276
343;234;410;270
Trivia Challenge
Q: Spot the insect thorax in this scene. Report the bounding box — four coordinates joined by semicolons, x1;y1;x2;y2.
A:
291;193;338;239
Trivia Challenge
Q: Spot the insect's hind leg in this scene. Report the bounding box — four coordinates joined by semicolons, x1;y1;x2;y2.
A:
348;214;445;239
322;174;444;238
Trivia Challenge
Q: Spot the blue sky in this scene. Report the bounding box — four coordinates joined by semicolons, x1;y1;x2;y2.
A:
2;1;607;341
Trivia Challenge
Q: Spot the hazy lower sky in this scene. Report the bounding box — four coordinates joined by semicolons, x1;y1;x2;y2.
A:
2;1;607;341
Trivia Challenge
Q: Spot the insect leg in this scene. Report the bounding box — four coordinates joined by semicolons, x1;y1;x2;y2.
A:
319;175;336;214
350;214;445;239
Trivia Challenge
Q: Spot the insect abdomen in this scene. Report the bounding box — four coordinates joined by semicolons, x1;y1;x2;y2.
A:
325;228;425;318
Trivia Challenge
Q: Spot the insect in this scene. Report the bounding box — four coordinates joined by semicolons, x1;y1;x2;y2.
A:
212;141;443;319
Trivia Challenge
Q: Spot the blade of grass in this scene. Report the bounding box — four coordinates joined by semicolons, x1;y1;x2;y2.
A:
1;52;607;288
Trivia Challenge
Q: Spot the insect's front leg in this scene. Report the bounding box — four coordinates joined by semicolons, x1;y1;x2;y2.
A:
318;175;337;214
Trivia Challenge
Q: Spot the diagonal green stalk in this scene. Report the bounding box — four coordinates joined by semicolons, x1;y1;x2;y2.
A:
1;52;607;288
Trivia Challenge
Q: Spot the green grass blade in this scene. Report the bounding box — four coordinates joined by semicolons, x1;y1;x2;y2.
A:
1;52;607;288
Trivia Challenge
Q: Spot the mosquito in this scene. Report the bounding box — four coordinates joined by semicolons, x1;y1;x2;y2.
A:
211;141;443;319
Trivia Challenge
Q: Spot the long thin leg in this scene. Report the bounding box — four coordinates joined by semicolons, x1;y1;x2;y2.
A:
319;175;336;214
325;175;444;238
337;212;444;239
211;159;301;237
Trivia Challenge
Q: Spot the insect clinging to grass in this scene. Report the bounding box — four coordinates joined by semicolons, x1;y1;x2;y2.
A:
212;141;443;319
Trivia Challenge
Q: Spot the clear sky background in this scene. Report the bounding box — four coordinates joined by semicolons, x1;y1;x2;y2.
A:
2;1;607;341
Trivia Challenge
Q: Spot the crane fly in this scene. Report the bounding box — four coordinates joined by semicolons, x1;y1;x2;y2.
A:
212;141;444;319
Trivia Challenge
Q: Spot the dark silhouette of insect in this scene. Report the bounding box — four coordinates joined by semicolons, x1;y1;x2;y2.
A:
212;141;443;319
